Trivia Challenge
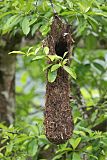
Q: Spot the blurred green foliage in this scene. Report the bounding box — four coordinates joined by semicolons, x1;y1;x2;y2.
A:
0;0;107;159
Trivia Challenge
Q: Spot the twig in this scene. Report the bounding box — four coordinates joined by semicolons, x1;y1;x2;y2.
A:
49;0;57;14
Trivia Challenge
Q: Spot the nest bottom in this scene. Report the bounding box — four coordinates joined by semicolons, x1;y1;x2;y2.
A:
45;68;74;144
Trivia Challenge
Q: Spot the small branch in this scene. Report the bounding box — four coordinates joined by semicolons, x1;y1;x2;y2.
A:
49;0;57;14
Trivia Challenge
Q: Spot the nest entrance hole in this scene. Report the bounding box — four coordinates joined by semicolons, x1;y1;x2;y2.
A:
55;36;68;57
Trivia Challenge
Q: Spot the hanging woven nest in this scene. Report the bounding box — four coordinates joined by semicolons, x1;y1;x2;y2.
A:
44;14;74;144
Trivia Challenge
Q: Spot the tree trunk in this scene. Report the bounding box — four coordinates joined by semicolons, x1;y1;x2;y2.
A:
0;35;21;125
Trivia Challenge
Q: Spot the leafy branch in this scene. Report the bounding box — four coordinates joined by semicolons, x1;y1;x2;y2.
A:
9;46;76;82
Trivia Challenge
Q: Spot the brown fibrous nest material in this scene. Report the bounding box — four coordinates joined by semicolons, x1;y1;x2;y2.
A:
44;15;74;144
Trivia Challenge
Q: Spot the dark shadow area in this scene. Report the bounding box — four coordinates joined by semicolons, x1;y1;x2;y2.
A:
55;36;68;57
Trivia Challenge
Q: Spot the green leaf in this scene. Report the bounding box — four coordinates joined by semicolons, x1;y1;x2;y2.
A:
26;52;34;56
26;47;34;56
31;22;41;36
77;0;95;13
38;135;46;139
32;55;45;61
89;155;98;160
0;11;16;19
63;66;76;79
29;18;37;26
5;143;13;156
44;47;49;55
62;59;68;65
86;146;92;152
3;15;21;34
59;11;77;16
40;23;50;36
22;17;30;35
43;64;52;71
66;0;73;8
78;126;92;135
52;154;62;160
35;47;41;54
0;123;7;129
27;139;38;156
74;130;86;136
8;51;25;55
14;135;30;144
72;152;81;160
93;59;105;71
48;70;57;82
88;16;98;30
51;64;61;72
0;153;3;158
48;55;63;61
90;11;107;17
86;34;97;49
76;21;87;36
69;137;81;150
63;51;68;58
56;148;72;154
27;47;33;54
78;2;90;13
